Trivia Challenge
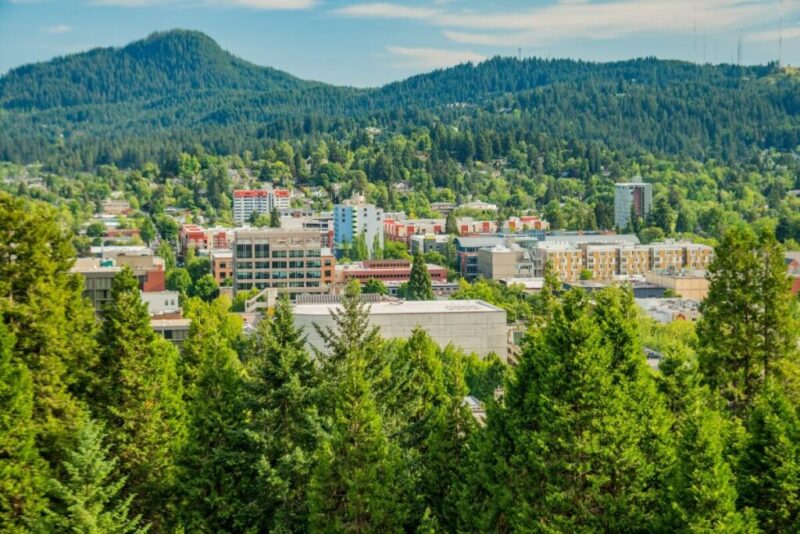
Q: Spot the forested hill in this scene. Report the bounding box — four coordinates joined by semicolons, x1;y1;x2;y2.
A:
1;29;799;169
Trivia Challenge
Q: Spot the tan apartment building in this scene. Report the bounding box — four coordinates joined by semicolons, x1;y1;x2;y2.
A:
685;243;715;270
582;244;619;280
645;270;710;300
649;243;686;271
618;245;651;276
233;229;333;298
210;249;233;285
533;243;584;281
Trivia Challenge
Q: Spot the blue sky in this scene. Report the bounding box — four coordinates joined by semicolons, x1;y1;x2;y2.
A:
1;0;799;87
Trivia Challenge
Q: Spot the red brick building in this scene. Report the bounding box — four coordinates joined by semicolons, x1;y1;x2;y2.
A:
335;259;448;285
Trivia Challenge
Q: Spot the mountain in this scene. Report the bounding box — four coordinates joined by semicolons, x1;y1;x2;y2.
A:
1;29;798;169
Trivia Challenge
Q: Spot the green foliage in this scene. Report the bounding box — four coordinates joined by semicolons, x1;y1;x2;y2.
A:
45;419;146;534
166;267;192;296
363;278;388;295
452;278;533;323
178;301;250;532
97;268;186;528
698;226;798;414
579;268;593;280
245;296;322;532
406;252;434;301
0;320;46;532
383;240;412;260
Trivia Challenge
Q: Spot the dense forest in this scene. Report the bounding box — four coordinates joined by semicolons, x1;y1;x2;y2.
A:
2;192;800;532
1;30;799;169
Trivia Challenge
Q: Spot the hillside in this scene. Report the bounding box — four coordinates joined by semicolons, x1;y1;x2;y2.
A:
1;29;798;169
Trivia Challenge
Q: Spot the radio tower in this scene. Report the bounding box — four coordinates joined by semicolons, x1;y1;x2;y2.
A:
779;0;784;66
737;31;743;66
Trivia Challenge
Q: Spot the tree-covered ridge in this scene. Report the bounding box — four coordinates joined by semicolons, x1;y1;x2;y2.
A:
0;30;798;168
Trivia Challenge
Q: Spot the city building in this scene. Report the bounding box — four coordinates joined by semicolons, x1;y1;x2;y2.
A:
460;200;498;212
333;196;383;258
477;245;533;280
210;249;233;285
384;280;461;298
179;224;234;255
614;182;653;229
232;229;335;298
151;318;191;346
504;216;550;233
101;198;132;215
531;242;585;281
334;259;449;285
636;298;701;323
430;202;456;215
73;254;166;312
645;270;710;300
383;217;444;243
233;189;269;224
454;236;504;280
564;280;666;298
141;291;181;318
293;299;508;359
410;234;451;256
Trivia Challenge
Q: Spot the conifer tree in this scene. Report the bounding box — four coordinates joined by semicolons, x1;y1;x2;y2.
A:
307;346;408;532
177;301;250;532
698;227;798;414
372;232;383;260
445;211;459;236
98;267;186;528
352;232;369;261
469;290;661;531
0;320;46;532
246;295;322;532
45;419;145;534
0;193;98;463
406;251;434;300
270;206;281;228
738;383;800;532
664;396;756;532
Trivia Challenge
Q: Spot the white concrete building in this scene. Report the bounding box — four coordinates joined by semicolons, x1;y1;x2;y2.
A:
293;299;507;359
141;291;181;316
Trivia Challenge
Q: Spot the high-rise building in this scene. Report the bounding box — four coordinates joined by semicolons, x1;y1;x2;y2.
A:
232;229;335;297
232;189;291;224
233;190;270;224
333;196;383;258
614;182;653;229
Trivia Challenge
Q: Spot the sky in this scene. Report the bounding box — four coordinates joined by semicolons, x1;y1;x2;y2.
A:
1;0;799;87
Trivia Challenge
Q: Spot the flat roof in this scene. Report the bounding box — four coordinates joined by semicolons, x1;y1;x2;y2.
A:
293;299;504;316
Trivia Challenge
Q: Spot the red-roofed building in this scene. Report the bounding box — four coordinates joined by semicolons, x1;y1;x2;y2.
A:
179;224;233;255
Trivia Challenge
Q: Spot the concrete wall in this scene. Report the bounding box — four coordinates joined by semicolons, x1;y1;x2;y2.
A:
295;307;507;359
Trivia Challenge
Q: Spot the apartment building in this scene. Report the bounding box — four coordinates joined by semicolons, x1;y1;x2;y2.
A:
179;224;234;255
232;188;291;224
232;229;335;297
477;245;533;280
334;259;448;285
614;182;653;229
533;243;585;281
384;218;444;243
333;196;384;257
618;245;651;276
210;249;233;285
649;243;686;271
582;244;619;281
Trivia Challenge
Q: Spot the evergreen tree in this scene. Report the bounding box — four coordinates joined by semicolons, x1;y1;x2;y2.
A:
738;383;800;532
406;251;434;300
468;290;661;531
664;396;756;533
0;193;97;464
98;267;186;528
445;211;459;235
0;320;46;532
307;337;408;532
363;278;388;295
698;227;798;414
246;295;322;532
177;301;250;532
352;232;369;262
270;206;281;228
372;232;383;260
45;419;145;534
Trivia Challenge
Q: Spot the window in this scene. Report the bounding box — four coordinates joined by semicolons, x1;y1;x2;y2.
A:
307;250;321;258
255;244;270;258
273;271;288;279
289;260;304;269
236;261;253;270
236;244;252;258
289;250;304;258
272;250;287;258
255;261;270;269
272;261;287;269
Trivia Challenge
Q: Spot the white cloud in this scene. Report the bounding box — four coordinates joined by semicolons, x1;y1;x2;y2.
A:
747;25;800;42
91;0;317;9
386;45;485;69
334;3;439;19
335;0;800;47
42;24;74;34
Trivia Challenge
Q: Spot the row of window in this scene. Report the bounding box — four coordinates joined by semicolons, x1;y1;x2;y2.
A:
236;281;322;290
236;260;323;269
237;271;323;280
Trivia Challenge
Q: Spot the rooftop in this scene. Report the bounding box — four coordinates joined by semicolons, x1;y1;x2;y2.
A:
293;299;504;316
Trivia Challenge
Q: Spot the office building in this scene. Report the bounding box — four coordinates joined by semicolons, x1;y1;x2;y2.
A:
294;299;507;359
477;245;533;280
73;253;166;312
179;224;234;255
410;234;451;256
210;249;233;285
614;182;653;229
333;196;383;257
232;229;335;297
